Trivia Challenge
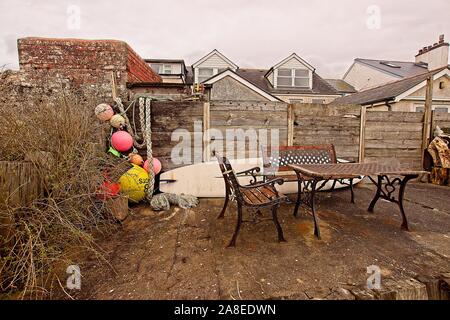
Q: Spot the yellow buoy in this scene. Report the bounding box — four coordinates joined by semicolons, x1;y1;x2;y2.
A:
118;164;149;203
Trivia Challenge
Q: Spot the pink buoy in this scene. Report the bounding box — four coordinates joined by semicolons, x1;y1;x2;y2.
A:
143;158;162;175
95;103;114;121
111;131;133;152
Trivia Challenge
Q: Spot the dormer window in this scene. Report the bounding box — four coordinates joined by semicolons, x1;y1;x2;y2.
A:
150;63;173;74
276;68;309;88
162;64;172;74
267;53;314;89
192;50;239;84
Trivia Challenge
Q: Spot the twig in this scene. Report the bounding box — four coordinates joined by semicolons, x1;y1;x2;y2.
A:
56;276;75;300
236;280;243;300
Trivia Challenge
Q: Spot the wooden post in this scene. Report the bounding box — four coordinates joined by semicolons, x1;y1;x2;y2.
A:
358;106;367;163
421;77;433;164
203;102;211;161
0;161;43;207
287;104;294;146
0;161;43;254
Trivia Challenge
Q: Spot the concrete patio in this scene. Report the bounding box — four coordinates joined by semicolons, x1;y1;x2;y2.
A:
77;182;450;300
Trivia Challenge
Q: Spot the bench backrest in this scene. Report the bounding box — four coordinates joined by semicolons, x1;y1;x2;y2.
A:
262;144;337;172
215;154;244;202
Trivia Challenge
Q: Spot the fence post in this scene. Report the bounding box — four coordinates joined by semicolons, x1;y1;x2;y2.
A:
358;106;367;163
421;77;433;165
203;102;211;161
287;104;294;146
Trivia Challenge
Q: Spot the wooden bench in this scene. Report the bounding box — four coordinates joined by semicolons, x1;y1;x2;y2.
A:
216;155;288;247
261;144;356;216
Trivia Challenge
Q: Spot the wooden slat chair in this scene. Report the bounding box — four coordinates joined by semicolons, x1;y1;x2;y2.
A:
216;155;288;247
261;144;355;217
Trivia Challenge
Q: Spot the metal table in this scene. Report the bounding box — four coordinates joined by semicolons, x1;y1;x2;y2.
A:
288;162;426;239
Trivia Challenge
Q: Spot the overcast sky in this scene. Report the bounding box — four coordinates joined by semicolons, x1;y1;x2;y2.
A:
0;0;449;78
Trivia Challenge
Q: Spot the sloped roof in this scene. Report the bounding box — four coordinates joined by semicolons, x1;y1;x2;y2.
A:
192;49;238;69
203;69;281;101
332;67;449;106
324;79;357;94
236;68;339;96
269;53;315;71
353;58;429;78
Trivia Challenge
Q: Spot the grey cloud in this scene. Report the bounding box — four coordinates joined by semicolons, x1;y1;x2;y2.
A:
0;0;449;78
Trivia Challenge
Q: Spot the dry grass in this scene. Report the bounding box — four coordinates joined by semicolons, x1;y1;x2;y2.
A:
0;77;124;299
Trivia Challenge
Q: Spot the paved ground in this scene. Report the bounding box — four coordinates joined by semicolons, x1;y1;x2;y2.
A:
75;182;450;300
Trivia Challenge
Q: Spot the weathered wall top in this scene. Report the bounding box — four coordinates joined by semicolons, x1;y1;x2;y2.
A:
15;37;161;98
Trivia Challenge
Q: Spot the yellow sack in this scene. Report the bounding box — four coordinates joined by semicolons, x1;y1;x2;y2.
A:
118;164;149;203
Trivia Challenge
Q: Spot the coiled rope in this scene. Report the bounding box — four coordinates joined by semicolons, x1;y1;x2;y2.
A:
114;96;154;201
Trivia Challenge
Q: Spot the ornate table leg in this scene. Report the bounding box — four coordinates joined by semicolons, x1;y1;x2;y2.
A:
349;178;355;204
333;178;355;204
368;175;382;212
397;175;417;231
367;174;418;231
309;178;321;239
293;170;303;217
291;171;321;239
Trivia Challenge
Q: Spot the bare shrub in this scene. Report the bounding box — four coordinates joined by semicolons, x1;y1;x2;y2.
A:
0;80;125;299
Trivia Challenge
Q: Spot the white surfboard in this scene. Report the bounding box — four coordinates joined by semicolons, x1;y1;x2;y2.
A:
160;158;363;198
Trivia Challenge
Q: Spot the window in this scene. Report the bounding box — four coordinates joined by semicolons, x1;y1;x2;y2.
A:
276;68;292;86
294;69;309;87
276;68;309;88
150;63;172;74
150;63;162;73
415;106;424;113
198;68;214;83
312;99;325;104
162;64;172;74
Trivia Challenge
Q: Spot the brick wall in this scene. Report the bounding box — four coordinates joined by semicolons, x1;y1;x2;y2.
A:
16;37;161;99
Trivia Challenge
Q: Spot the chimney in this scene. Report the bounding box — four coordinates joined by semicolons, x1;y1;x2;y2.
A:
415;34;449;70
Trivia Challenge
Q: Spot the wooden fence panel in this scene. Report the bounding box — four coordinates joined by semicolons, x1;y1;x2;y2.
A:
127;101;204;170
128;100;430;172
153;101;204;170
0;161;42;207
364;111;423;168
292;104;361;161
209;100;288;159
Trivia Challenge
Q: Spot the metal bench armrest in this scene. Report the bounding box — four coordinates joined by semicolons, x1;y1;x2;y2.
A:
240;177;284;190
235;166;261;184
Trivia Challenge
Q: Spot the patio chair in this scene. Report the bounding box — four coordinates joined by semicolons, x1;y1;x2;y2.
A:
216;155;288;247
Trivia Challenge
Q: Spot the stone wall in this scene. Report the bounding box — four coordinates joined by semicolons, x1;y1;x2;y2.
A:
209;76;271;101
9;37;161;100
